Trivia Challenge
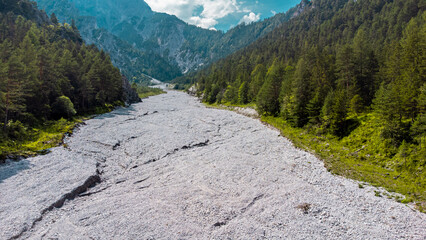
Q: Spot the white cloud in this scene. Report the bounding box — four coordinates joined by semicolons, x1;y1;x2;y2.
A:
271;10;277;15
189;16;218;30
145;0;243;29
239;12;260;25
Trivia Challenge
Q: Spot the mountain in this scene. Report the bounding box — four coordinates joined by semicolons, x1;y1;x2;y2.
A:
190;0;425;206
32;0;180;83
33;0;304;82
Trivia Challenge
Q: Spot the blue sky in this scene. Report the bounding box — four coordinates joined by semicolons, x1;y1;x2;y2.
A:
144;0;301;31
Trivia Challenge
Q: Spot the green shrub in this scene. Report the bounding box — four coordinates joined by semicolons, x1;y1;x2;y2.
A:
52;96;77;119
350;95;364;114
5;120;28;140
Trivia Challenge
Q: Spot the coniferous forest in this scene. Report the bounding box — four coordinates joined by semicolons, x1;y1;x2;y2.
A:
0;0;133;159
186;0;425;206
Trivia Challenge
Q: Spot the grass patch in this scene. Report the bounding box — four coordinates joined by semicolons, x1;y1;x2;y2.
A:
0;118;84;162
216;102;257;109
137;86;166;99
262;115;425;212
203;101;257;111
0;102;126;163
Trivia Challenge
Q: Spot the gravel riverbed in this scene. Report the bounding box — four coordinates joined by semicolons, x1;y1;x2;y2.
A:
1;91;425;239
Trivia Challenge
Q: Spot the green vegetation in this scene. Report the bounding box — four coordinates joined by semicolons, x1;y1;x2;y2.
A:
0;118;80;162
0;100;124;162
51;96;76;119
206;99;425;211
135;84;166;99
204;101;257;111
0;0;129;161
192;0;425;210
263;114;425;211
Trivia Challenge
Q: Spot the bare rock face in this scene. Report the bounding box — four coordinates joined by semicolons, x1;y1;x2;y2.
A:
34;0;300;81
1;91;425;240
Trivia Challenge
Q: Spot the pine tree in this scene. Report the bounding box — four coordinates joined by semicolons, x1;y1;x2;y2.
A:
238;82;249;104
321;91;334;130
374;15;425;145
280;66;296;122
352;28;378;105
71;19;78;31
381;42;403;85
205;84;220;104
321;90;348;136
411;83;426;140
0;60;8;127
224;85;237;104
249;64;266;101
288;56;312;126
3;54;27;131
257;60;285;116
331;90;348;136
50;13;59;25
19;34;38;90
78;74;94;111
101;55;122;102
349;94;364;115
0;40;12;60
307;49;335;125
374;83;410;146
14;16;30;43
399;17;425;121
202;83;212;103
336;44;356;97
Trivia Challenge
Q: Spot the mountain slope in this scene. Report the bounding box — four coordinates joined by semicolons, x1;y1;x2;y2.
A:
34;0;306;82
33;0;183;82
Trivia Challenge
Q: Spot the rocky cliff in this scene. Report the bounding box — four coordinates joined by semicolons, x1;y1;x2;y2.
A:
34;0;306;82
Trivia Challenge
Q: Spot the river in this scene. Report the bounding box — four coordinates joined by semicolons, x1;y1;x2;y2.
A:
1;91;425;239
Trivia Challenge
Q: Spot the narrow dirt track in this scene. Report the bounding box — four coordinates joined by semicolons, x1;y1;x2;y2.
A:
1;91;425;239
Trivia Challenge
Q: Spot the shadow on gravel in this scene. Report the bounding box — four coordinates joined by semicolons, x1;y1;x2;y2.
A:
95;105;138;119
0;159;32;183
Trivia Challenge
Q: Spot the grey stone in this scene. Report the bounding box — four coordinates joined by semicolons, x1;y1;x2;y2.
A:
1;91;425;240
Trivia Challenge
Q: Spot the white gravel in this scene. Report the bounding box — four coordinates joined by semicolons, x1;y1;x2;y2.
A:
1;91;425;240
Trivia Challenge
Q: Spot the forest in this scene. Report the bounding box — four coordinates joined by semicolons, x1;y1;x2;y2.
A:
187;0;425;207
0;0;128;159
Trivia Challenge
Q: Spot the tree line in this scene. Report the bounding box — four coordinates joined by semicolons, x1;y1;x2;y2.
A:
0;0;125;138
189;0;425;165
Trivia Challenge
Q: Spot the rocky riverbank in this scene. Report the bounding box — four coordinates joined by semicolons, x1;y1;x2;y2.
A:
1;91;424;239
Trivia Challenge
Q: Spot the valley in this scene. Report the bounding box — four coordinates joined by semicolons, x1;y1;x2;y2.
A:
0;0;425;239
33;0;302;82
1;91;425;239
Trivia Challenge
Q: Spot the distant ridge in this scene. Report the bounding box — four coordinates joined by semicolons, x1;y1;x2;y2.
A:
34;0;306;82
